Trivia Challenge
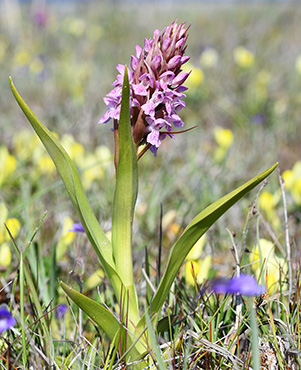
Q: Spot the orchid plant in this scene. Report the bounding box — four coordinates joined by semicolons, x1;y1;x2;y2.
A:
10;21;277;368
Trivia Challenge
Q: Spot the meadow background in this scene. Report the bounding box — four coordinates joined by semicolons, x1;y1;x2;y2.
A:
0;1;300;368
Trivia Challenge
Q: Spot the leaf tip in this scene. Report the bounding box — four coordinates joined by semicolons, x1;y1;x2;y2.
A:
9;76;14;88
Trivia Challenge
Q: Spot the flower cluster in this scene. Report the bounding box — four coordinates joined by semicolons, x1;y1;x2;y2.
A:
98;21;190;156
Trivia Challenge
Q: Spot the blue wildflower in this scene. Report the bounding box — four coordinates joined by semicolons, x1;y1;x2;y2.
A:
211;274;265;296
0;307;16;333
55;304;68;319
69;222;85;233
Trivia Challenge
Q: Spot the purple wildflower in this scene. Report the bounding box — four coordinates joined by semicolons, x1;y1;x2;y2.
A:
69;222;85;233
0;307;16;333
250;113;265;125
211;274;265;296
33;9;48;28
55;304;68;319
98;21;190;157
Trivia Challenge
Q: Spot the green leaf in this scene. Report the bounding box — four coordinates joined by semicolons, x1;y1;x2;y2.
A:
9;77;122;301
112;66;138;286
140;163;278;327
111;67;140;323
60;281;141;360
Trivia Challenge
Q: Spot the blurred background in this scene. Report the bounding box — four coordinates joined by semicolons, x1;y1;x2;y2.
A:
1;0;300;280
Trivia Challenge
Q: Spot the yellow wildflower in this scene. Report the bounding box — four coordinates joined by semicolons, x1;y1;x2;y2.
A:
273;99;287;116
56;217;76;261
185;256;211;286
62;17;85;37
14;49;31;66
60;134;85;165
30;57;44;74
162;209;177;231
81;146;112;190
87;24;103;42
0;243;12;267
282;169;295;191
259;190;281;228
199;48;219;68
0;203;20;267
185;234;211;286
233;46;254;68
0;38;9;62
37;155;56;175
86;268;105;289
182;62;204;89
5;218;21;240
0;146;17;187
214;127;233;149
250;238;287;294
13;129;40;160
295;55;301;75
255;70;271;102
186;234;206;261
213;126;234;162
282;161;301;205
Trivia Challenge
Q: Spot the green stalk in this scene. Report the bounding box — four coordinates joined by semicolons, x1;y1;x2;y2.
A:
19;253;28;367
249;299;260;370
111;67;139;324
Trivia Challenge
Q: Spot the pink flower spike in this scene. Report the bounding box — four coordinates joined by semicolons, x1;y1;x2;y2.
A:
98;20;190;156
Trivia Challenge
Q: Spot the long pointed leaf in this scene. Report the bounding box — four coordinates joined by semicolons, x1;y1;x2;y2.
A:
9;77;122;300
60;281;141;360
140;163;278;327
